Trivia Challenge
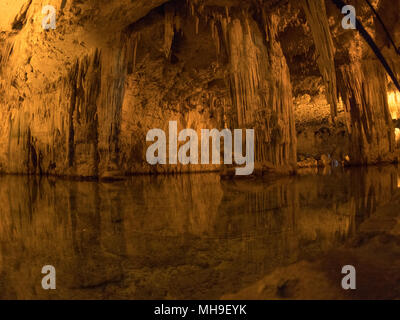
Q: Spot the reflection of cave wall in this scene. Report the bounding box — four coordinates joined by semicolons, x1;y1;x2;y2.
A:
0;166;397;299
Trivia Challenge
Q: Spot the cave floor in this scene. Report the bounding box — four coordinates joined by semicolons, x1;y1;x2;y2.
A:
0;165;399;300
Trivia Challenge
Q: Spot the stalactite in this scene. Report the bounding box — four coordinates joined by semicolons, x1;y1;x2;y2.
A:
337;58;395;164
0;41;14;73
124;32;141;73
133;35;138;70
301;0;338;122
66;49;102;176
219;12;297;172
98;44;128;178
163;4;175;59
195;16;199;35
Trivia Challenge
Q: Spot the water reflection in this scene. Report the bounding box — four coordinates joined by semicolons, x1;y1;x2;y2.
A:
0;165;398;299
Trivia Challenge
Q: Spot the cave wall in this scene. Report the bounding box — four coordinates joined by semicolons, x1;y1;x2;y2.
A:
1;0;399;178
0;0;169;177
0;0;297;178
283;0;399;165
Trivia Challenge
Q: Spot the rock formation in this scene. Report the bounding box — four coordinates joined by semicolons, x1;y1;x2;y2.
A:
0;0;399;178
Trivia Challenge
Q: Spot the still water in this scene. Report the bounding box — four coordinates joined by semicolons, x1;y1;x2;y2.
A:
0;165;399;299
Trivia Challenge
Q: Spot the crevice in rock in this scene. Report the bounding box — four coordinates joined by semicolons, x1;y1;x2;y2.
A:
11;0;32;31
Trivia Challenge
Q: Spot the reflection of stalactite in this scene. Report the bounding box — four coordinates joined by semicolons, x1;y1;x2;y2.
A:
349;166;398;227
301;0;338;122
69;183;125;289
0;166;398;298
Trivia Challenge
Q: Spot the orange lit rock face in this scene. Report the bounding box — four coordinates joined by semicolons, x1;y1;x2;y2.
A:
0;0;399;178
338;59;396;165
0;0;298;177
0;0;170;177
